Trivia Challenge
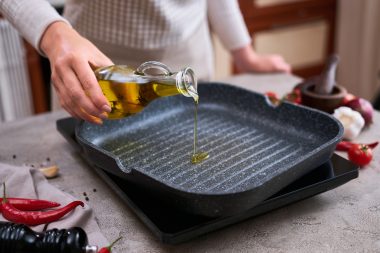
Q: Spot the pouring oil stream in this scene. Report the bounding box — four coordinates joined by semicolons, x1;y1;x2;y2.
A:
191;95;209;164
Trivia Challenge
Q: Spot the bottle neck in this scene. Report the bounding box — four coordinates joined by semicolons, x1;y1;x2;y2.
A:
175;67;199;103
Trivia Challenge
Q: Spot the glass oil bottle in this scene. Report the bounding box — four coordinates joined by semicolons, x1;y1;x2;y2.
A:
95;61;208;164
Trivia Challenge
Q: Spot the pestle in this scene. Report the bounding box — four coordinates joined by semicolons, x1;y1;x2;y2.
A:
314;54;339;95
300;54;347;113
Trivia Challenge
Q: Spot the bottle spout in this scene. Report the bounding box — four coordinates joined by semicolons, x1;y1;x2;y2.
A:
176;67;199;102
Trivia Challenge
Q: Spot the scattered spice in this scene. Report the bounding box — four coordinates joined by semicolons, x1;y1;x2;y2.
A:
12;155;16;159
46;157;50;162
83;192;87;196
93;189;97;192
85;197;89;202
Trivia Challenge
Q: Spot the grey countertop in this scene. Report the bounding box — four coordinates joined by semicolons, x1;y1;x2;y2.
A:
1;73;379;252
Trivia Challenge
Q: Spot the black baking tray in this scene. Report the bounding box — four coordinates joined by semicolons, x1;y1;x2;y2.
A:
57;117;358;244
74;83;343;217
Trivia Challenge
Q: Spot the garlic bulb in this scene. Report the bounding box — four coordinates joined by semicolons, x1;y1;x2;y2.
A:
333;106;365;140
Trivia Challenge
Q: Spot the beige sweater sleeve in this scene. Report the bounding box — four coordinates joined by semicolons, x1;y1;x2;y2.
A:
0;0;70;53
207;0;251;51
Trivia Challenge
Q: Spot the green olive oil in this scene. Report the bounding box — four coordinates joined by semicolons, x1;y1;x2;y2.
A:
99;80;181;119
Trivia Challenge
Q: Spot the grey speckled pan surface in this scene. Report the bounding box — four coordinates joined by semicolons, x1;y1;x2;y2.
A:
76;82;343;217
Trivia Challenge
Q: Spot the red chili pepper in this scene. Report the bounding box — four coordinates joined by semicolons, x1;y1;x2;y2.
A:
98;237;122;253
336;141;355;151
1;183;83;226
0;198;60;212
368;142;379;149
336;141;378;151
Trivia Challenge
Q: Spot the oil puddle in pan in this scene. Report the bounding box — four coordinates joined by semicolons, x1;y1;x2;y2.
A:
191;100;209;164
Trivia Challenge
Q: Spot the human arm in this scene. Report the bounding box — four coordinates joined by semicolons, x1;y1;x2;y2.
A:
0;0;68;52
40;21;113;124
0;0;112;124
207;0;291;74
232;44;291;73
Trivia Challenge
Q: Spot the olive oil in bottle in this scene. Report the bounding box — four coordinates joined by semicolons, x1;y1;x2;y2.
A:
95;61;208;164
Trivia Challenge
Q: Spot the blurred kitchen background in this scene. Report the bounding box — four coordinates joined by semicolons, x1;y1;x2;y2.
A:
0;0;379;122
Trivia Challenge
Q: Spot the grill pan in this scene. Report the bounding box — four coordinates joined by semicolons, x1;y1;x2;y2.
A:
75;82;343;217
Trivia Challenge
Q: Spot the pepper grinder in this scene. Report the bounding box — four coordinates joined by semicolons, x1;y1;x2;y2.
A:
0;221;98;253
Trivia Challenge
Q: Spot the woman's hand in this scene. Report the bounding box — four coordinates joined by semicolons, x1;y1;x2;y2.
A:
232;44;291;74
40;21;113;124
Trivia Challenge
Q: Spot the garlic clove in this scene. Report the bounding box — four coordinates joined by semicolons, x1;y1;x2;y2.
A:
39;165;59;178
